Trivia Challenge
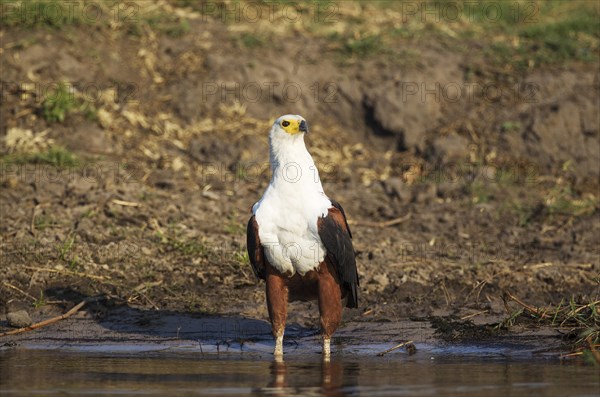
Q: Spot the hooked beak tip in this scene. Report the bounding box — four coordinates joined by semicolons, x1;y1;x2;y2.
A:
299;120;308;134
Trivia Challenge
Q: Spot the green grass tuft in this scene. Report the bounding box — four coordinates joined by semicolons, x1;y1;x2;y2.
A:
41;82;97;123
2;146;79;167
143;14;190;37
171;239;206;256
499;293;599;361
236;32;265;49
42;83;76;122
28;146;79;167
33;291;46;308
469;181;494;204
545;185;597;217
340;33;383;58
234;251;250;265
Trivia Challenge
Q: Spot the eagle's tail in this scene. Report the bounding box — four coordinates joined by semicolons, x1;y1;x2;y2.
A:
345;281;359;308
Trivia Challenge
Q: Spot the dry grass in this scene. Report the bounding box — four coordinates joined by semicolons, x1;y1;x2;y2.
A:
502;292;600;363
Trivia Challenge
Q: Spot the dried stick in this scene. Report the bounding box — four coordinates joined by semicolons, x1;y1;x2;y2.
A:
559;351;583;359
504;291;549;319
587;336;600;364
111;199;141;207
29;204;39;236
1;282;36;301
0;296;103;337
460;309;489;320
573;300;600;314
377;340;414;357
29;203;49;236
23;266;109;281
350;213;411;228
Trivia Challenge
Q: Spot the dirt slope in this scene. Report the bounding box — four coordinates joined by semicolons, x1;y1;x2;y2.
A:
0;1;598;346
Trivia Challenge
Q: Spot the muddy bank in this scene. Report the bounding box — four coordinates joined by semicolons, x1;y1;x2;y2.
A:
0;303;571;360
0;1;598;354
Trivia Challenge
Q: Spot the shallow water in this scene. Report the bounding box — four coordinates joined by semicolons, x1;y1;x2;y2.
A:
1;349;598;397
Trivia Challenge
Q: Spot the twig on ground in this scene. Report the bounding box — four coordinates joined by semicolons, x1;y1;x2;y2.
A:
559;341;600;362
111;199;141;207
128;292;160;311
573;300;600;314
440;281;452;306
349;213;411;228
377;340;414;357
0;296;105;337
29;204;38;236
559;351;583;359
587;336;600;364
132;281;162;310
504;291;549;319
23;266;110;281
1;282;37;301
464;275;496;302
460;310;489;320
29;203;51;236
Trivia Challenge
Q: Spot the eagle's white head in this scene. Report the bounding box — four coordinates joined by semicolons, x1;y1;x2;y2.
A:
270;114;309;139
268;114;310;163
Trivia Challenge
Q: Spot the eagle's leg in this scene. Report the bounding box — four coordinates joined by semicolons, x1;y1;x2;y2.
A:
322;337;331;358
318;261;342;360
266;270;288;358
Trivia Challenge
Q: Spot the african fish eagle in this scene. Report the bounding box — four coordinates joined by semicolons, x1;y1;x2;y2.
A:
247;114;359;359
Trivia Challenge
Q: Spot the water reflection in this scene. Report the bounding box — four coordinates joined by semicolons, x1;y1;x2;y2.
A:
0;349;598;397
265;359;357;396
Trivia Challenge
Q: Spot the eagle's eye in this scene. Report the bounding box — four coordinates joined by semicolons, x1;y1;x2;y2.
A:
281;121;290;127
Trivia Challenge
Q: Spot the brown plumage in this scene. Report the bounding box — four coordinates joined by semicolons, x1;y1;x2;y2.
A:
247;204;358;358
246;114;359;359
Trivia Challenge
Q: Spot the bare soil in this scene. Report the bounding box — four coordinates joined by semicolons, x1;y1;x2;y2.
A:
0;302;572;360
0;2;598;350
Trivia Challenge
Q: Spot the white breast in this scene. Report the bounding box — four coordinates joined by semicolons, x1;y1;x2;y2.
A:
253;140;331;275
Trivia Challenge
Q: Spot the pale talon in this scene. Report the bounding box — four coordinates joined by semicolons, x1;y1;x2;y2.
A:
323;338;331;359
274;335;284;357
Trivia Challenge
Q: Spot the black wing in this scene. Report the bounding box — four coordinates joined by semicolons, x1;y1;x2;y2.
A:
330;198;352;239
247;215;266;280
318;204;359;308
